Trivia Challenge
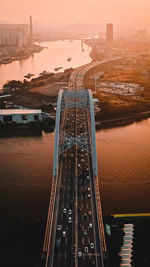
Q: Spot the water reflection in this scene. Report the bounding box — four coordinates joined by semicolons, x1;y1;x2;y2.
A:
0;128;42;138
0;40;91;88
0;119;150;232
0;131;54;233
97;119;150;215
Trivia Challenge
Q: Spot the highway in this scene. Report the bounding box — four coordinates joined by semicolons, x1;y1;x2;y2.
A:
43;57;108;267
43;90;104;266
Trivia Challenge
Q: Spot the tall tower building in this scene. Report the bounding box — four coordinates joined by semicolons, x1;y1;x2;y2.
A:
30;15;33;46
106;23;113;45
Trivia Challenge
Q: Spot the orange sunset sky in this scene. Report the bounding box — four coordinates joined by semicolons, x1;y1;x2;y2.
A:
1;0;150;30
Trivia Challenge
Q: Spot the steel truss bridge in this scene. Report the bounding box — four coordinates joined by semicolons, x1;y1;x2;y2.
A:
42;88;107;267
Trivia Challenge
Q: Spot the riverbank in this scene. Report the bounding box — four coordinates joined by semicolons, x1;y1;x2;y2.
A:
0;44;44;65
84;55;150;122
1;68;73;115
1;46;150;127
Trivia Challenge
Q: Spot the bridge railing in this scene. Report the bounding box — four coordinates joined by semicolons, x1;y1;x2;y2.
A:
43;177;57;253
42;90;64;266
88;89;107;257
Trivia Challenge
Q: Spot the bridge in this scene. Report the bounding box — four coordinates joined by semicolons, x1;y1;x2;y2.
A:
42;63;108;267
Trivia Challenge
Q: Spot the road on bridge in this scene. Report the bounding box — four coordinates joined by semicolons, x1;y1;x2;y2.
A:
43;59;107;267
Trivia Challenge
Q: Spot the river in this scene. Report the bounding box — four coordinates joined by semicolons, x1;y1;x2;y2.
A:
0;119;150;234
0;40;91;89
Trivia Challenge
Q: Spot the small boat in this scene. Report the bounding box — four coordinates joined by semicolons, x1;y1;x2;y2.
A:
24;73;34;79
67;57;72;62
54;67;63;71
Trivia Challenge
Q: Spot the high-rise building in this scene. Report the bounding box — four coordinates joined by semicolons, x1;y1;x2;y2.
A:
106;23;113;45
137;29;147;40
0;16;33;48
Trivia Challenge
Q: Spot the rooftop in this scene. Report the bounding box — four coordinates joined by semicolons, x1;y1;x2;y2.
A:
0;109;42;115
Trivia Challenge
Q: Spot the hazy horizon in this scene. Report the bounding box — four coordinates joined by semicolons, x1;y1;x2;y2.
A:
1;0;150;31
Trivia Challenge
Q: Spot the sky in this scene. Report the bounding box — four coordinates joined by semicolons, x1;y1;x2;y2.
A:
1;0;150;30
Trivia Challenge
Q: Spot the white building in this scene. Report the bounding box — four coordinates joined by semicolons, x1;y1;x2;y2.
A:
0;24;29;47
0;109;42;124
17;30;28;48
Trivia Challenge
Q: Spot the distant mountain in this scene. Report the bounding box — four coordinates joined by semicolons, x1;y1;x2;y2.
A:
64;23;101;35
35;22;102;41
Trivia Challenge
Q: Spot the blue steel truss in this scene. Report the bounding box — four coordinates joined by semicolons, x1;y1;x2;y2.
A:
53;89;98;177
53;89;63;178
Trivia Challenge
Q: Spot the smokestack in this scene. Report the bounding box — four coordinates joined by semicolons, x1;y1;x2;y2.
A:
30;15;33;46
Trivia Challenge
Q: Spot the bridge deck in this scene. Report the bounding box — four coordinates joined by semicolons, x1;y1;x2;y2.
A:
43;89;106;267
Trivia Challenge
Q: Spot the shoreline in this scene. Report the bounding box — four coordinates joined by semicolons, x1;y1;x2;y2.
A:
1;39;150;130
0;43;44;65
1;67;150;130
96;111;150;130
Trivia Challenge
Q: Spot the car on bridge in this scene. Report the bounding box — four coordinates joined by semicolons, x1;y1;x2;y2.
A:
56;238;61;248
63;208;67;214
57;225;62;231
68;217;72;223
78;251;82;258
84;247;89;254
89;223;93;229
83;229;87;235
68;209;72;215
90;243;94;249
62;231;66;237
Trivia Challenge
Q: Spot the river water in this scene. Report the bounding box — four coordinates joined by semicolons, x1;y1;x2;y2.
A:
0;40;150;234
0;40;91;89
0;119;150;233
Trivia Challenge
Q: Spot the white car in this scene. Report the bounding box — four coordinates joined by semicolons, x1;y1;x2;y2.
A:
68;209;72;215
63;208;67;214
57;225;62;231
89;223;93;229
78;251;82;257
68;217;72;223
90;243;94;249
